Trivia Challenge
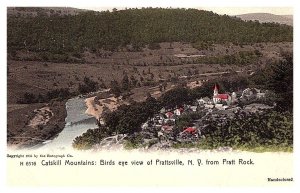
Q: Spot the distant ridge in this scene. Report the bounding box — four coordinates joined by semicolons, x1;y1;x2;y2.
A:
7;7;88;17
235;13;293;26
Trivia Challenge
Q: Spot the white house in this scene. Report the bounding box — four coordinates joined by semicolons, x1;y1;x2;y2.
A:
197;97;211;105
189;106;198;112
174;108;184;116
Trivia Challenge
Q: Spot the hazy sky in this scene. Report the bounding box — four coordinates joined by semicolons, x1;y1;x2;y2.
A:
200;7;293;15
78;7;293;15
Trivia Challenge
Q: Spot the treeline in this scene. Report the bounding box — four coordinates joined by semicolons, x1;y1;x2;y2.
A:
8;8;292;60
18;88;72;104
18;77;99;104
103;97;161;134
196;50;262;66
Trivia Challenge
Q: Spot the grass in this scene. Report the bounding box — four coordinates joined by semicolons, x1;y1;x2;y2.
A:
234;145;293;153
124;138;159;150
124;140;145;150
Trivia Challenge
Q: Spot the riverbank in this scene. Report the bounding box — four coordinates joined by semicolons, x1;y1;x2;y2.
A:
85;96;129;120
7;100;67;149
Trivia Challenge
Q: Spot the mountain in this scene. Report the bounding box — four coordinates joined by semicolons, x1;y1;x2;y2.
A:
7;8;293;56
235;13;293;26
7;7;87;17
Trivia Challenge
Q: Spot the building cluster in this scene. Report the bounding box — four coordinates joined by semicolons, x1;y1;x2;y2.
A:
141;84;268;140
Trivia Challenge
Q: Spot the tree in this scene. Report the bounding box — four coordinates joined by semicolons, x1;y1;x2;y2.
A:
20;92;37;104
130;75;138;87
121;74;130;91
160;86;191;109
110;80;121;97
267;53;293;112
78;77;98;94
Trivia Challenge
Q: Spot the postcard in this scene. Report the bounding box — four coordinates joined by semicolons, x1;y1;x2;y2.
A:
4;1;295;190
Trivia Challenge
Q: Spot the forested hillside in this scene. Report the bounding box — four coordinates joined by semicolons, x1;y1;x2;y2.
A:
7;8;292;56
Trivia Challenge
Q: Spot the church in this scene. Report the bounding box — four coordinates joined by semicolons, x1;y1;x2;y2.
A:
212;84;232;104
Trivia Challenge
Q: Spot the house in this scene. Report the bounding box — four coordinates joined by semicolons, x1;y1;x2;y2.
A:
189;106;198;112
150;114;164;124
162;125;174;132
185;104;198;112
163;118;176;125
160;107;166;114
197;97;211;105
256;92;266;99
240;88;257;100
231;92;237;104
214;104;230;110
174;107;184;116
165;112;174;119
204;104;214;109
215;104;224;110
181;127;197;135
241;88;266;100
141;122;148;130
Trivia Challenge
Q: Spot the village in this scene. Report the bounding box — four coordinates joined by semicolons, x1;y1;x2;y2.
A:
135;84;274;149
94;83;275;150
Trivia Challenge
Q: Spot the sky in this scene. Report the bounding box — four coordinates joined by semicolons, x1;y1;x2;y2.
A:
77;7;293;16
1;0;294;15
200;7;293;15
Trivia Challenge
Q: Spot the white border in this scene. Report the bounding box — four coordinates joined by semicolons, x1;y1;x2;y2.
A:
1;0;299;193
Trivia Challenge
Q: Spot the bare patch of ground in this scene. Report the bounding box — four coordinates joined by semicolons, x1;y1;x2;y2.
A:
85;96;129;119
187;80;203;89
28;107;53;128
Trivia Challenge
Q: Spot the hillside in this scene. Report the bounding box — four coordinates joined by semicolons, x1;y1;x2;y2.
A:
235;13;293;26
7;8;292;61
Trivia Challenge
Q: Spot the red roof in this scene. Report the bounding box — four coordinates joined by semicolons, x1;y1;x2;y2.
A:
184;127;196;133
213;94;229;99
166;112;174;117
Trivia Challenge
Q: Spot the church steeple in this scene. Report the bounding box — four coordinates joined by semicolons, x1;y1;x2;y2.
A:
213;84;218;96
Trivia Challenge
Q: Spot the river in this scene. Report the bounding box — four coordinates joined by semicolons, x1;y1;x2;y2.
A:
40;97;98;150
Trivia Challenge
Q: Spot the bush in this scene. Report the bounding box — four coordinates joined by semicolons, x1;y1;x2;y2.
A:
46;88;71;100
72;128;109;150
196;51;261;66
148;43;161;50
78;77;98;94
18;92;38;104
159;86;192;109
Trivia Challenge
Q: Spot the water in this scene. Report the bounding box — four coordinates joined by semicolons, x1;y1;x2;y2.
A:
40;97;98;150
